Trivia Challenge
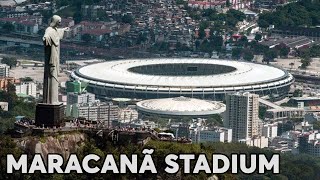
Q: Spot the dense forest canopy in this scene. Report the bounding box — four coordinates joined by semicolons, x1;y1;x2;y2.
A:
258;0;320;28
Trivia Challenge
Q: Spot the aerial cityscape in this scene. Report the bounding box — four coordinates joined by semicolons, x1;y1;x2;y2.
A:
0;0;320;179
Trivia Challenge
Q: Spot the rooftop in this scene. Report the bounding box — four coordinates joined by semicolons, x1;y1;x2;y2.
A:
75;58;290;88
137;96;226;116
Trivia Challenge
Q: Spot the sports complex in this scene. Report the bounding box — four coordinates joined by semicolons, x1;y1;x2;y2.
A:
136;96;226;118
70;58;294;100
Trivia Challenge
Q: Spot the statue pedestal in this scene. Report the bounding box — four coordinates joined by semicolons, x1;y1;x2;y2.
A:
35;103;65;128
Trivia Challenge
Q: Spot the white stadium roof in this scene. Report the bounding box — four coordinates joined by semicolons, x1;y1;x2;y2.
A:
136;96;226;116
76;59;288;88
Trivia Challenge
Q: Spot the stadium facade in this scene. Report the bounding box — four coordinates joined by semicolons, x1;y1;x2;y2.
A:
70;59;294;100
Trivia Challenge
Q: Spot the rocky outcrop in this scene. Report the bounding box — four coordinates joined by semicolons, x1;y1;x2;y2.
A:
15;133;86;160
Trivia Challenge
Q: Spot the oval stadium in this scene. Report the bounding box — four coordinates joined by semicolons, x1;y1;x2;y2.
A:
70;58;294;100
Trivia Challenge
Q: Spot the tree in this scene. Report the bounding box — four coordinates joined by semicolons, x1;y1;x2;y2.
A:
198;21;209;39
1;56;17;68
237;36;248;47
232;48;242;60
226;0;231;7
293;89;303;97
275;44;290;58
259;106;267;119
6;82;16;94
210;35;223;51
137;32;148;44
82;34;92;43
313;121;320;130
20;77;33;82
243;49;254;61
73;11;82;24
2;22;14;33
121;14;134;24
263;49;278;63
254;34;262;41
301;56;311;69
289;62;294;69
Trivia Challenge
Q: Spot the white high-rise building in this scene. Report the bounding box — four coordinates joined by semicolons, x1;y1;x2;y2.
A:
15;82;37;97
224;92;259;141
76;103;119;124
262;123;278;138
0;64;10;77
67;92;96;105
190;127;232;143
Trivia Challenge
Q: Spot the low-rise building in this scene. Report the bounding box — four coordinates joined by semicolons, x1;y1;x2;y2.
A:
76;103;119;124
0;16;42;34
262;123;278;138
239;136;269;148
0;102;9;111
15;81;37;97
0;64;10;77
0;77;19;91
67;92;96;105
118;108;139;122
298;131;320;157
191;126;232;143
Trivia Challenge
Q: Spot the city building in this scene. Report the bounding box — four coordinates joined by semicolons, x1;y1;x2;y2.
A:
304;113;319;124
0;16;41;34
15;82;37;97
170;123;191;139
0;102;9;111
188;0;226;10
118;108;139;123
0;77;19;91
137;96;226;119
224;92;260;141
239;136;269;148
298;131;320;157
75;103;119;125
277;121;295;136
295;121;313;132
71;59;294;100
262;123;278;138
123;120;158;129
67;92;96;105
265;107;305;121
0;64;10;77
190;127;232;143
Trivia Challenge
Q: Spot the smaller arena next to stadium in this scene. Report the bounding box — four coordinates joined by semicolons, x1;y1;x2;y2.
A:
70;58;294;100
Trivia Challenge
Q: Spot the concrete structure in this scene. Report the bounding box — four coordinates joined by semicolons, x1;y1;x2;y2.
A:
239;136;269;148
71;59;294;100
0;102;9;111
0;64;10;77
224;92;260;141
15;82;37;97
76;103;119;124
0;16;41;34
191;127;232;143
118;108;139;122
137;96;226;118
0;77;19;90
188;0;226;9
298;131;320;157
170;123;191;139
122;120;158;129
262;123;278;138
295;121;313;132
265;108;305;121
67;92;96;105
